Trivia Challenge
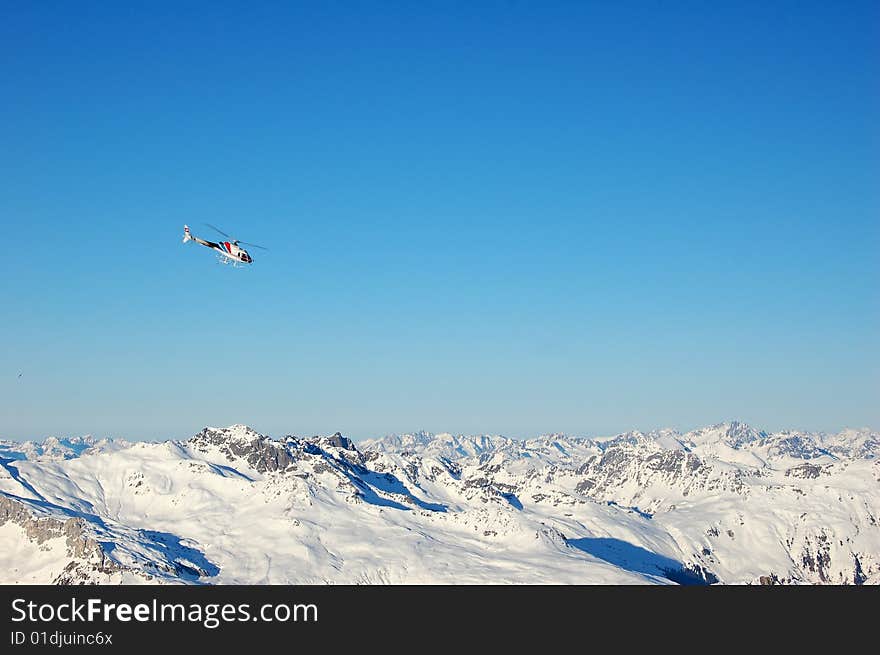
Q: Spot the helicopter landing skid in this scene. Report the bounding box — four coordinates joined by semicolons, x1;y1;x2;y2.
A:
216;254;246;268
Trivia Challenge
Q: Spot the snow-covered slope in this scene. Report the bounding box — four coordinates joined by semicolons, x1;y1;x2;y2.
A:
1;422;877;585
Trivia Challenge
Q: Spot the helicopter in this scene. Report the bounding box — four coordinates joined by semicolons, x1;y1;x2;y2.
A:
182;224;267;266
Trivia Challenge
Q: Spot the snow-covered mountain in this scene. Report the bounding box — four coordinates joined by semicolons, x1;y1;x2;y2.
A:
1;422;877;585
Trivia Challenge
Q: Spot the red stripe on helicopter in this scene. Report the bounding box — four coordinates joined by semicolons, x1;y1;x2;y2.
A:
224;241;231;252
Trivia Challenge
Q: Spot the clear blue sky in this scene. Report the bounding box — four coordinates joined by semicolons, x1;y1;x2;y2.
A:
1;2;877;441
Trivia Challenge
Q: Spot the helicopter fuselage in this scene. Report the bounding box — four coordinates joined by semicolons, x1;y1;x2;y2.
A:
212;240;252;264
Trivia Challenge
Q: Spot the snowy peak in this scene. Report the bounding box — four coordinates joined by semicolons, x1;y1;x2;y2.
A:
684;421;765;448
186;425;302;475
360;430;435;454
314;432;358;452
757;431;834;460
600;429;689;453
821;428;880;459
188;424;265;447
0;435;98;462
363;431;513;460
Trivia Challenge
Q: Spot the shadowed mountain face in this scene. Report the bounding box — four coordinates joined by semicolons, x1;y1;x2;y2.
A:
0;423;877;585
566;537;718;585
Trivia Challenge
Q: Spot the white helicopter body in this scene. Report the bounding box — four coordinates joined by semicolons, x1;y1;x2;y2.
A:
182;224;265;266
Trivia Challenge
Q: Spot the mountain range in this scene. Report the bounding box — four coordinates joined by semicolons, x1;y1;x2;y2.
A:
1;422;877;584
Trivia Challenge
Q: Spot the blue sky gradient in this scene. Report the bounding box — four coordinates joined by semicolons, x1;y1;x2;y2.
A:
1;2;877;440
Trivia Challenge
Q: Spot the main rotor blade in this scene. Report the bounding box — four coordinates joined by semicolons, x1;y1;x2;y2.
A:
204;223;232;239
237;241;268;251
